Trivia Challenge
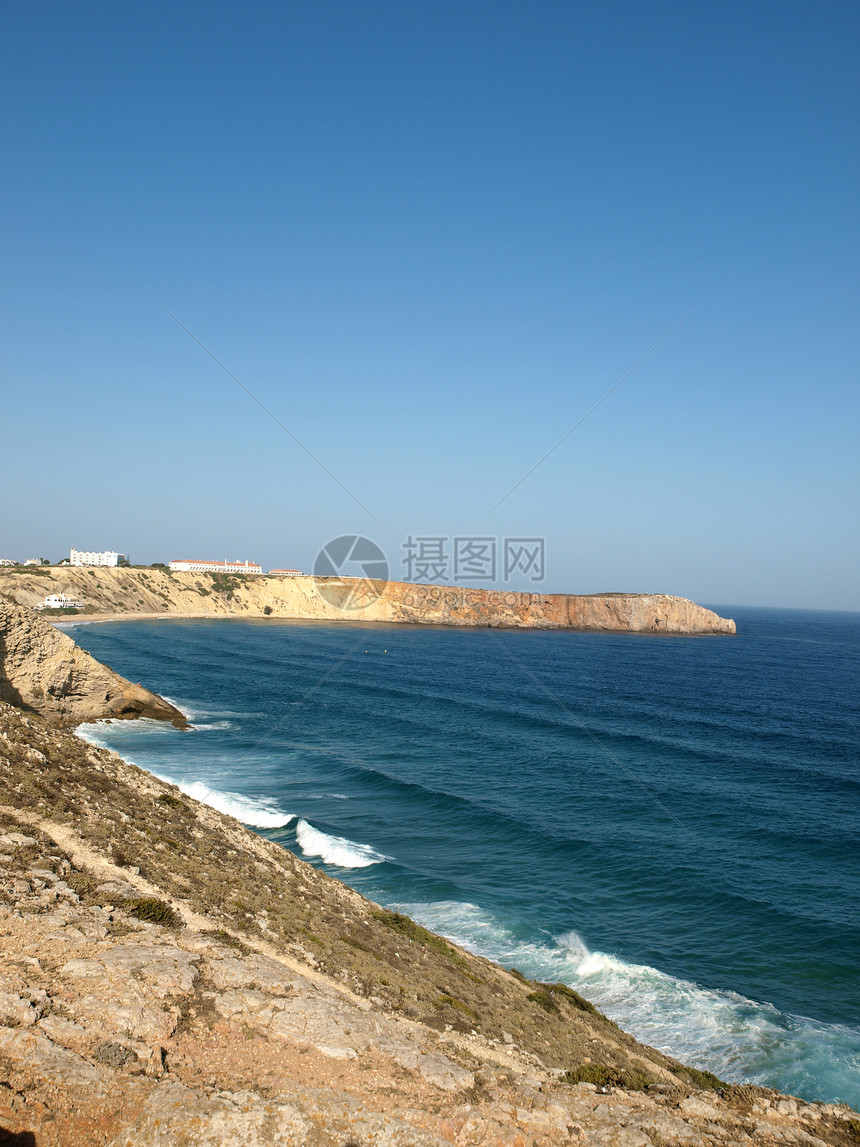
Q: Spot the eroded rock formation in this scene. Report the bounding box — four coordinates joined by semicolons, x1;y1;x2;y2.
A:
0;602;186;726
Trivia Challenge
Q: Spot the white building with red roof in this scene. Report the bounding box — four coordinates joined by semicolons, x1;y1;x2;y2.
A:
168;559;263;574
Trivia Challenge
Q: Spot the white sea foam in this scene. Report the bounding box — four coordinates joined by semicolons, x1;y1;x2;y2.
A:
75;722;154;760
75;723;111;750
294;819;390;868
389;899;860;1106
175;703;263;721
177;781;295;829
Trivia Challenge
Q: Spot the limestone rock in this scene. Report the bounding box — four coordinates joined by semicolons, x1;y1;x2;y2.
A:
0;601;186;726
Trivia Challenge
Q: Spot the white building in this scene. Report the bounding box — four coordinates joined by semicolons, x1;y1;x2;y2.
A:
35;593;85;611
23;558;41;566
70;548;124;567
0;559;16;566
169;559;263;574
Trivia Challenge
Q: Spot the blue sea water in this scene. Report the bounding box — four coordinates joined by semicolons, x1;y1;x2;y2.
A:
67;607;860;1107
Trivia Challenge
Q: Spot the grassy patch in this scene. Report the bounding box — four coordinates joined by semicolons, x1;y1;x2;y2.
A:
208;572;248;600
157;792;184;809
563;1062;652;1091
202;929;251;954
682;1065;725;1091
536;981;613;1023
121;897;179;927
436;994;478;1021
667;1058;726;1092
372;909;468;965
66;871;98;898
527;990;558;1013
339;935;381;958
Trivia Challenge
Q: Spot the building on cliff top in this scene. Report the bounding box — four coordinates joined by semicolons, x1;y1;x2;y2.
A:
70;548;124;567
267;568;303;576
35;593;86;610
169;559;263;574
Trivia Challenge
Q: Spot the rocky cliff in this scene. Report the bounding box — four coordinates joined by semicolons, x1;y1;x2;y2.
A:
0;602;186;727
1;700;855;1146
0;568;736;634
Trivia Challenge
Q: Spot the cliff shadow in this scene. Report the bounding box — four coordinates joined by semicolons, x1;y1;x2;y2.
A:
0;625;36;714
0;1128;38;1145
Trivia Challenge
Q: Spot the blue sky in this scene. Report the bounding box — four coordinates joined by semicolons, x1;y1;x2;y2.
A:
2;1;857;609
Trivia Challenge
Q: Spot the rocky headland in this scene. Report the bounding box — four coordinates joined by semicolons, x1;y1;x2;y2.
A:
0;602;186;727
3;599;855;1145
0;567;736;634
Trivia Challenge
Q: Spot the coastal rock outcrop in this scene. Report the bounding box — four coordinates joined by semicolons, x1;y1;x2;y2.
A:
0;602;186;726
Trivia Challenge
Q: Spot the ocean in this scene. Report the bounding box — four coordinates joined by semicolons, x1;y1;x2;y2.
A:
68;606;860;1107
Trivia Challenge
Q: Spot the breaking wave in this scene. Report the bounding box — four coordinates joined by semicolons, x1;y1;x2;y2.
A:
175;781;295;829
389;899;860;1108
294;819;391;868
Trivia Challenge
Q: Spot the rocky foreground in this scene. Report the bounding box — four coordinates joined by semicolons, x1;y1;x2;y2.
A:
0;566;736;634
1;701;858;1144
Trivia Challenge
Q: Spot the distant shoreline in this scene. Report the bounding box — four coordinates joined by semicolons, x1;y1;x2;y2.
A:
1;567;737;634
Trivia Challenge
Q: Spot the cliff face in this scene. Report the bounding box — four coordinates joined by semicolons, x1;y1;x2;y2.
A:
0;602;186;727
373;583;736;633
0;568;736;634
1;700;854;1146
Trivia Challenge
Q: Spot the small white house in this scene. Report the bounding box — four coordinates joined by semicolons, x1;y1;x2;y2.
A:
70;548;124;567
35;593;85;611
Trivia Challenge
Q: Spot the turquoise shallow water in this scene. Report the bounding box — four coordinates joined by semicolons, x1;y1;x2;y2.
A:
70;606;860;1106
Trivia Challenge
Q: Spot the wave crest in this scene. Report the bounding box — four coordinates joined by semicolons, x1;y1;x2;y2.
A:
177;781;295;829
294;819;390;868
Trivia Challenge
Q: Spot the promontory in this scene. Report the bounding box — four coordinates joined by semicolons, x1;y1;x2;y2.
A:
0;566;736;634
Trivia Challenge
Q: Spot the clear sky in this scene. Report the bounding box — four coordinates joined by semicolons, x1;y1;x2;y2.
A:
2;1;857;610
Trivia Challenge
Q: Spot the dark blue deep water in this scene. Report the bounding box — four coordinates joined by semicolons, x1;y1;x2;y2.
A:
68;607;860;1106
